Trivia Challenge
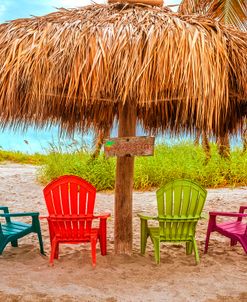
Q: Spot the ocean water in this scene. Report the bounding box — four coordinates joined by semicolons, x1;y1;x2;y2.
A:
0;125;243;154
0;126;94;154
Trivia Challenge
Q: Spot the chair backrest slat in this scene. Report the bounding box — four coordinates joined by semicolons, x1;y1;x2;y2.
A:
180;185;192;216
44;190;56;215
79;187;87;215
173;186;182;215
70;182;79;214
52;186;63;215
60;183;70;214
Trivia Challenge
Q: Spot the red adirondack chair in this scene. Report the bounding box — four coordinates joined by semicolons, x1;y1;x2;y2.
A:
204;206;247;254
43;175;110;266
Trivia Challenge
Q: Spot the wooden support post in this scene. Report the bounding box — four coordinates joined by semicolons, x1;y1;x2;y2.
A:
114;103;136;254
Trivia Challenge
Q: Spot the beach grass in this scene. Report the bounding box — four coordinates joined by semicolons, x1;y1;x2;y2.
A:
0;150;46;165
1;144;246;190
37;142;247;190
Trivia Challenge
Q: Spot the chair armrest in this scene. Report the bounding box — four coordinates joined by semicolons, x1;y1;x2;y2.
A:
46;214;110;220
48;214;93;219
209;211;247;218
39;216;48;219
239;206;247;213
137;213;158;220
94;213;111;219
49;217;95;222
47;215;104;222
238;206;247;221
0;212;39;218
0;206;9;213
0;206;10;223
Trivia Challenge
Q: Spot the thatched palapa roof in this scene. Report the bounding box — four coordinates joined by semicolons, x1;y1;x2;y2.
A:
0;3;246;135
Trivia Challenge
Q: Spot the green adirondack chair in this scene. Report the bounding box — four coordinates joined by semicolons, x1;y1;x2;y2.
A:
0;206;44;255
138;179;207;264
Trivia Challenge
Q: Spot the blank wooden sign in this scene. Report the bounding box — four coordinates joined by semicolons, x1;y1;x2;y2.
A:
104;136;155;157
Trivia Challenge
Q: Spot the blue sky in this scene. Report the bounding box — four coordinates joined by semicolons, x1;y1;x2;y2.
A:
0;0;181;23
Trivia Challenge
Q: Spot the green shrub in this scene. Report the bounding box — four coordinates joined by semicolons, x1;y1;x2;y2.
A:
0;150;45;165
38;151;116;191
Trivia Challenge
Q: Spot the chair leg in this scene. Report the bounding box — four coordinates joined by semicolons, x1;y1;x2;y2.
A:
0;241;7;255
99;218;107;256
205;216;216;254
91;237;97;267
140;219;148;255
152;237;160;264
36;229;45;255
230;239;237;246
11;240;18;247
50;239;58;266
33;216;45;255
238;237;247;253
48;222;58;258
204;226;213;254
193;239;200;264
186;241;193;255
99;236;106;256
54;244;59;259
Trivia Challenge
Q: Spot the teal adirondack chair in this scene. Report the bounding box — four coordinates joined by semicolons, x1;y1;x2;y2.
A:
0;206;44;255
138;179;207;264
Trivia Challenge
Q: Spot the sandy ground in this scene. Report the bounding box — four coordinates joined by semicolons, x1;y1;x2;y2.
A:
0;164;246;302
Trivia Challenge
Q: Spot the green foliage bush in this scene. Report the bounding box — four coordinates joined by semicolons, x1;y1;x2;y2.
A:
0;150;45;165
38;151;116;190
37;142;247;190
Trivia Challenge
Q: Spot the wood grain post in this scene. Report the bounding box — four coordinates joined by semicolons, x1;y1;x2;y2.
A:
114;103;136;254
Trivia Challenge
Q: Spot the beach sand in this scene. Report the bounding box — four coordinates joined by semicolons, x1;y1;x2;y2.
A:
0;164;246;302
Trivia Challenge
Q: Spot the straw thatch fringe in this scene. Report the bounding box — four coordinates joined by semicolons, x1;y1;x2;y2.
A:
0;3;246;135
179;0;247;31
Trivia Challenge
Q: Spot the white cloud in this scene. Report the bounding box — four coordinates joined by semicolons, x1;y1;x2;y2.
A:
0;4;6;15
0;4;6;22
166;0;180;4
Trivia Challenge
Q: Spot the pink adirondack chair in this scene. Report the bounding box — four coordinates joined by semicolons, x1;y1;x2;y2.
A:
43;175;110;266
204;206;247;254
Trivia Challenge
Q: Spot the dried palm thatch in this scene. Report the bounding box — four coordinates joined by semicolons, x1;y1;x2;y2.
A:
179;0;247;31
0;3;246;136
108;0;164;5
